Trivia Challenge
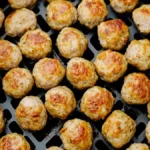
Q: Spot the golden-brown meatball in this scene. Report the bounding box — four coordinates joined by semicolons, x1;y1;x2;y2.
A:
133;5;150;34
110;0;138;13
146;121;150;144
8;0;37;9
102;110;136;149
125;39;150;71
32;58;65;90
56;27;88;59
18;29;52;60
97;19;129;51
0;107;4;134
121;73;150;105
47;146;63;150
5;8;37;37
16;96;47;131
46;1;77;30
77;0;108;29
0;9;4;28
60;118;93;150
2;68;34;99
80;86;115;121
94;50;128;82
0;133;30;150
66;57;98;90
0;40;22;70
126;143;149;150
45;86;76;119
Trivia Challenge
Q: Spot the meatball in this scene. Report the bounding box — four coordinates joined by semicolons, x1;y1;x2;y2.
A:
110;0;138;13
5;8;37;37
133;5;150;34
80;86;115;121
8;0;37;9
0;133;30;150
2;68;34;99
60;118;93;150
121;73;150;105
77;0;108;29
16;96;47;131
0;9;4;28
98;19;129;51
47;147;63;150
102;110;136;149
33;58;65;90
94;50;128;82
45;86;76;119
46;1;77;30
66;57;98;90
126;143;149;150
56;27;88;59
125;39;150;71
0;107;4;134
146;121;150;144
18;29;52;60
0;40;22;70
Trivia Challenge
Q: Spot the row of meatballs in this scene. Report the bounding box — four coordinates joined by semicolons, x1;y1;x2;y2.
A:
0;0;150;37
0;109;150;149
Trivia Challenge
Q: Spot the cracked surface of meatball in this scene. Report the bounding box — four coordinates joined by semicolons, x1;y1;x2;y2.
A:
0;40;22;70
102;110;136;149
66;57;98;90
77;0;108;29
5;8;37;37
121;73;150;105
60;118;93;150
18;29;52;60
98;19;129;51
46;1;77;30
2;68;34;99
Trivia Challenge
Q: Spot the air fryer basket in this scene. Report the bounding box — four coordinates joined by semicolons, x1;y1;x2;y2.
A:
0;0;150;149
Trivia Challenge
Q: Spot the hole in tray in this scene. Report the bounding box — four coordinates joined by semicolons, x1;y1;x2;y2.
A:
44;1;49;7
116;14;132;27
94;120;104;132
90;33;102;51
95;140;110;150
9;121;23;135
11;99;20;109
121;140;134;150
37;15;50;32
46;135;62;148
113;100;124;110
0;28;5;37
79;24;93;35
3;109;12;120
135;122;146;138
124;105;138;120
5;7;13;17
32;117;60;142
28;85;42;97
25;136;36;150
83;48;94;61
134;33;144;40
0;89;7;103
0;0;8;8
4;36;16;44
104;0;110;5
33;6;40;14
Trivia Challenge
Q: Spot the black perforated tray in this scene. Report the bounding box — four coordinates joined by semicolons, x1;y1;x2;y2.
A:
0;0;150;149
